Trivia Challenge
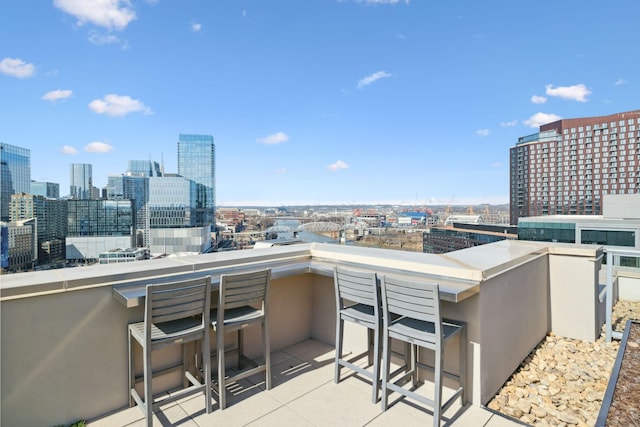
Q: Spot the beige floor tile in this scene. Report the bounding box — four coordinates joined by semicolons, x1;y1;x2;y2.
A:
248;355;333;404
281;338;329;359
295;341;336;367
86;405;145;426
445;404;494;426
484;412;525;427
127;402;197;427
286;378;382;426
182;384;283;427
245;405;316;427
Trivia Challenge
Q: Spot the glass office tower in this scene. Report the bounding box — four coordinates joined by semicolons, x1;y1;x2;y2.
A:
148;176;197;228
31;181;60;199
107;175;150;247
67;199;134;237
70;163;93;200
1;143;31;222
177;134;215;228
127;160;162;177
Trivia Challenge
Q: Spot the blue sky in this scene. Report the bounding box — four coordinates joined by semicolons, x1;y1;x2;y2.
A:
2;1;638;206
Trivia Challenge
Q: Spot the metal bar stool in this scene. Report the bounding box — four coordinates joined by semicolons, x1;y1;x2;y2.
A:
211;269;271;409
128;276;212;427
334;266;382;403
380;275;466;427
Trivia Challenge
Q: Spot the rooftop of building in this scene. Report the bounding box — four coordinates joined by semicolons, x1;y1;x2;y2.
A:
1;240;638;426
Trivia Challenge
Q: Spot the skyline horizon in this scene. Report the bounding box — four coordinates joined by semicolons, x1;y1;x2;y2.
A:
3;1;639;206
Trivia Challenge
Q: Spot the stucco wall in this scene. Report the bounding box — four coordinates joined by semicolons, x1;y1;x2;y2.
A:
0;274;312;427
478;254;549;404
548;250;602;341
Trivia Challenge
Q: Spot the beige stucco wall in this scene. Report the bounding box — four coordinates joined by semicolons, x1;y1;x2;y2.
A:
0;274;313;427
478;254;549;404
548;249;602;341
617;270;640;301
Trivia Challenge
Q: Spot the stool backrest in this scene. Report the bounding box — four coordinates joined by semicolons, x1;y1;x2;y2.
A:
381;275;441;326
219;269;271;311
145;276;211;329
334;267;379;310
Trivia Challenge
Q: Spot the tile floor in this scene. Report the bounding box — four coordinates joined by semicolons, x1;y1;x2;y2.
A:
87;339;523;427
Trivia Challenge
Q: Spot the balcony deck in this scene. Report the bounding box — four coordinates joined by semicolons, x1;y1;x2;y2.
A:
87;339;521;427
1;241;622;426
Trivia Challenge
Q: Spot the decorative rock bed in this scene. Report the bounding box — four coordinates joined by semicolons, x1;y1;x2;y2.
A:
487;300;640;426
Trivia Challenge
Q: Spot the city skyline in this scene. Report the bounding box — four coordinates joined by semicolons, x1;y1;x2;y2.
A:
2;1;639;206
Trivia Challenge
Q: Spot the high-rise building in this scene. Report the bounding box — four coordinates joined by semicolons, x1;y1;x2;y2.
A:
510;110;640;225
147;175;211;255
127;160;162;177
107;174;150;247
31;181;60;199
1;143;31;221
10;193;67;263
177;134;215;228
70;163;93;200
66;199;135;261
148;176;197;228
67;199;134;237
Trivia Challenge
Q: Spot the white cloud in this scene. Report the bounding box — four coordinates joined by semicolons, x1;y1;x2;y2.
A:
531;95;547;104
191;22;202;32
357;71;392;89
476;129;490;137
54;0;136;30
523;112;562;128
327;160;349;171
88;94;152;117
615;78;628;86
85;141;113;152
257;132;289;145
88;30;121;45
42;89;73;102
242;10;247;17
61;145;78;154
545;84;591;102
275;168;287;174
0;57;35;78
500;120;517;127
491;162;502;168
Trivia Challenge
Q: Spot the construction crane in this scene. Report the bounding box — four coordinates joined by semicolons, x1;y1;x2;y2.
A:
444;196;455;217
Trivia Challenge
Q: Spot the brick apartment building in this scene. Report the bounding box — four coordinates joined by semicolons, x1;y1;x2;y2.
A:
510;110;640;225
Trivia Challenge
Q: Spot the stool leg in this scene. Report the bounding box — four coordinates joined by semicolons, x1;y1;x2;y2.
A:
380;331;391;411
143;345;153;427
128;330;135;407
411;344;418;387
460;326;467;404
334;316;344;383
217;328;226;410
263;317;271;389
182;343;189;388
433;345;443;427
203;330;212;414
367;328;374;366
371;323;381;403
237;330;243;370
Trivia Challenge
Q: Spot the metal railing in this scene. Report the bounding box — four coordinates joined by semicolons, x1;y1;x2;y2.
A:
605;248;640;342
